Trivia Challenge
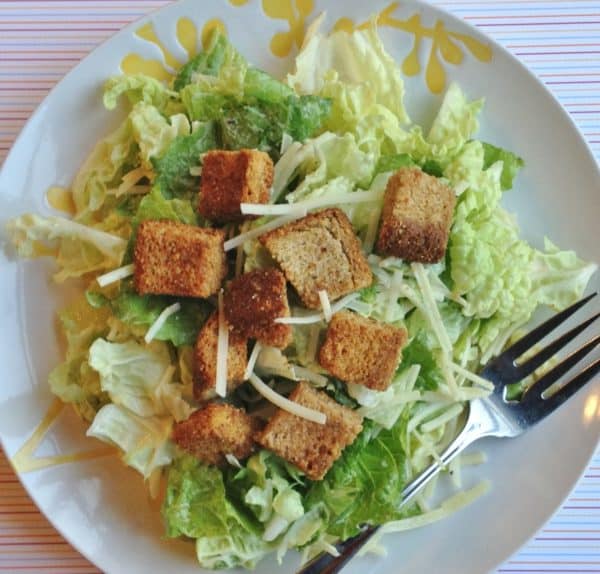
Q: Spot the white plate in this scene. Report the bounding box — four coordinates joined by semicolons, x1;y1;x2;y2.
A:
0;1;598;573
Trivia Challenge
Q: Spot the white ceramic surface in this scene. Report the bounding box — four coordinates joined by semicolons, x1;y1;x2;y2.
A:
0;1;598;573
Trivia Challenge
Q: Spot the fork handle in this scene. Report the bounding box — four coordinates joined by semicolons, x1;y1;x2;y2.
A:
297;400;494;574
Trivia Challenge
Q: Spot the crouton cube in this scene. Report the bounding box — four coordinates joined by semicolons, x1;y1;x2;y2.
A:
194;312;248;402
319;310;408;392
255;382;363;480
376;167;456;263
134;220;226;298
199;149;273;223
224;268;292;349
260;208;372;309
172;403;261;466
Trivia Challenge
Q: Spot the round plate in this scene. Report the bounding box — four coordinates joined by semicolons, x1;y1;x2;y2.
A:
0;1;598;573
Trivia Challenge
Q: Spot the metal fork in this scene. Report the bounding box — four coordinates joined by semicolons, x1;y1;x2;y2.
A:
298;293;600;574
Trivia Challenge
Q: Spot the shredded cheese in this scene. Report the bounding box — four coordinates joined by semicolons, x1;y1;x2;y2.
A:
225;453;242;469
363;206;382;254
241;190;384;217
419;404;465;433
358;481;491;557
275;292;360;325
274;314;323;325
248;374;327;425
116;167;153;197
144;302;181;344
450;362;494;391
244;341;262;380
318;290;332;322
189;166;202;177
224;212;307;251
96;263;135;288
215;289;228;398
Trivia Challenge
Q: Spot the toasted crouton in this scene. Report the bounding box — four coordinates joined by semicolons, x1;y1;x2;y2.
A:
255;382;362;480
224;269;292;348
134;220;226;298
376;167;456;263
319;310;408;391
260;208;372;309
194;312;248;402
172;403;261;466
199;149;273;223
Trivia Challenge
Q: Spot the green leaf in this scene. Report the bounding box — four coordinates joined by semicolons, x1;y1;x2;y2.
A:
110;287;212;347
163;455;269;570
398;335;444;391
374;153;415;176
305;420;410;539
152;121;218;199
481;141;524;191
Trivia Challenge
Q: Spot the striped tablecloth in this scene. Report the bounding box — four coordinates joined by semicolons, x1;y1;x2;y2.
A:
0;1;598;573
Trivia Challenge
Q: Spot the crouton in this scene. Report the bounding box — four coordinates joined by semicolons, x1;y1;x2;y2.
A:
199;149;273;223
376;167;456;263
260;208;372;309
224;268;292;348
134;220;226;298
255;382;362;480
319;310;408;391
172;403;261;466
194;312;248;402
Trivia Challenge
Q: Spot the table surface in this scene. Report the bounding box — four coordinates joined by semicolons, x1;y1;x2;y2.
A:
0;1;599;573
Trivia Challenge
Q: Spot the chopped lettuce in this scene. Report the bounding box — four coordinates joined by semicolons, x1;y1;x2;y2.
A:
88;338;192;420
152;121;218;199
481;141;525;191
108;287;212;347
6;213;127;282
163;455;269;570
305;421;412;540
103;73;178;112
87;403;174;478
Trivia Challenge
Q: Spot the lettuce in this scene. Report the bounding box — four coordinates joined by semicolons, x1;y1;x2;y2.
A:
129;103;195;168
103;73;178;112
288;24;408;125
88;338;192;421
163;455;269;570
481;142;524;191
108;287;212;347
70;118;138;220
132;186;198;227
305;421;412;540
87;403;174;478
152;121;218;199
6;213;128;282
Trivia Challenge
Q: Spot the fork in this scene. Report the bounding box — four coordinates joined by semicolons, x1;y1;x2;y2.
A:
298;293;600;574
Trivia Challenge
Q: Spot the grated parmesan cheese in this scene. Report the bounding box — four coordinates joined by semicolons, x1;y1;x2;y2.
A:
224;212;307;251
96;263;135;288
318;290;332;322
291;365;329;387
225;453;243;469
215;289;228;398
248;374;327;425
244;341;262;380
144;302;181;344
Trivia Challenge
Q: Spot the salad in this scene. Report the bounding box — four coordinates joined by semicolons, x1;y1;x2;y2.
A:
6;18;597;571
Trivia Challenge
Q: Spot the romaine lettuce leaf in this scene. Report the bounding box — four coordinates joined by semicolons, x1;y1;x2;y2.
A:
109;287;212;347
87;403;174;478
481;141;525;191
163;455;269;570
6;213;128;282
88;338;192;420
103;74;178;112
305;420;411;539
152;121;218;199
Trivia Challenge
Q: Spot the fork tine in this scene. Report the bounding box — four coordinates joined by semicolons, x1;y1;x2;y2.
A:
525;357;600;419
501;292;597;362
523;334;600;400
516;313;600;380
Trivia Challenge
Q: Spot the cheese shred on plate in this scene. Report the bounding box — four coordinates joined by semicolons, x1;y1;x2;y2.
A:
223;212;307;251
248;373;327;425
